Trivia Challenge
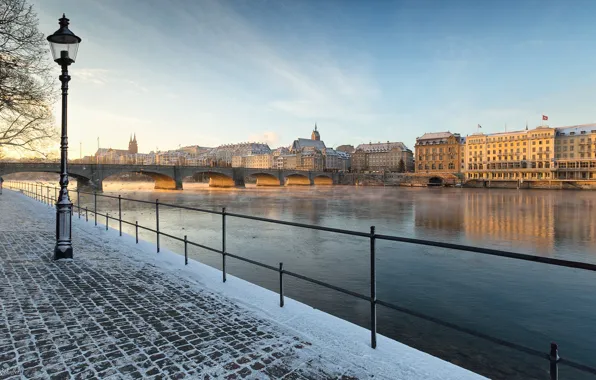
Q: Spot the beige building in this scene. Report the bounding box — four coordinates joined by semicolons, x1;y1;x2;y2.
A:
352;142;413;172
415;132;464;174
232;154;274;169
554;124;596;180
464;126;556;181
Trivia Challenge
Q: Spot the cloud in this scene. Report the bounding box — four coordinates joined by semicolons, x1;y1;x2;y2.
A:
248;131;280;147
76;68;110;85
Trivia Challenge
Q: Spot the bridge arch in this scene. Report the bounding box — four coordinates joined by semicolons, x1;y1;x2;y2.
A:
313;174;333;186
428;177;444;186
102;169;181;191
284;172;311;186
189;170;237;188
0;165;93;189
247;172;281;186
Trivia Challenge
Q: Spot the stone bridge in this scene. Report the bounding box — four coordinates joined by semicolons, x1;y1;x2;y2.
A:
0;163;338;191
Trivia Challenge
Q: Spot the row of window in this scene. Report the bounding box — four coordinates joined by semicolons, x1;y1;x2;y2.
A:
417;163;457;170
416;147;457;154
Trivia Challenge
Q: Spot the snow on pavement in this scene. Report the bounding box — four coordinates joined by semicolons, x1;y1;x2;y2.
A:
0;189;485;379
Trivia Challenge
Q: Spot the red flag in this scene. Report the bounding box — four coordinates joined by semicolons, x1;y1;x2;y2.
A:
542;115;548;121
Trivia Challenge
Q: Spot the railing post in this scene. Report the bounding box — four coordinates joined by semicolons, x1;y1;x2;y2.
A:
85;207;88;222
94;191;97;226
156;199;160;253
184;235;188;265
550;343;559;380
54;187;57;203
279;262;284;307
106;213;109;231
46;187;50;205
77;190;80;219
222;207;226;283
135;221;139;244
118;195;122;236
370;225;377;349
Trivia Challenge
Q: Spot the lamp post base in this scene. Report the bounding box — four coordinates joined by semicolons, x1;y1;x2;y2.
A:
54;201;73;260
54;244;73;260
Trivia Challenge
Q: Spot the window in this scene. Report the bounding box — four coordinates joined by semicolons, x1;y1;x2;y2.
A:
448;163;454;169
438;163;443;169
431;164;436;169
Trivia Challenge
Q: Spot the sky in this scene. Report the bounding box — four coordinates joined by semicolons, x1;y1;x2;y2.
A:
30;0;596;157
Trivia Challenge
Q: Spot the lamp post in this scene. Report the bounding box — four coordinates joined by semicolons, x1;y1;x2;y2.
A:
47;14;81;260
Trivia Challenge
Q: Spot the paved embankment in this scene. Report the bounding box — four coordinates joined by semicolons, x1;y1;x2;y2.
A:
0;190;485;379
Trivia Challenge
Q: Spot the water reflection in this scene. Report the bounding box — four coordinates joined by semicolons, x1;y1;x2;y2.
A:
12;179;596;379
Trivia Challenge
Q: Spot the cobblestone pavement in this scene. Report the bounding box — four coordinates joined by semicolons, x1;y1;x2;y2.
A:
0;191;369;379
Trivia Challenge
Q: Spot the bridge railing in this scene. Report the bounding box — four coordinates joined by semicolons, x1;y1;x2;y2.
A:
4;180;596;379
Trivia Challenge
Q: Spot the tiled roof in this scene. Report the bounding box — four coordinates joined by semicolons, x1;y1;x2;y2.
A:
355;142;408;153
291;138;326;151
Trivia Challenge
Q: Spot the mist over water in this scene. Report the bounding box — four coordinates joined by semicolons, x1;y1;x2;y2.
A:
18;180;596;379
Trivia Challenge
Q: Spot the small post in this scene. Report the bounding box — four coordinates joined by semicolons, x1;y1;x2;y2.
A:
549;342;559;380
222;207;226;283
118;195;122;236
135;221;139;244
46;187;50;205
94;192;97;226
106;212;108;230
184;235;188;265
54;187;57;203
85;207;88;222
279;262;284;307
370;225;377;349
77;190;80;219
156;199;160;253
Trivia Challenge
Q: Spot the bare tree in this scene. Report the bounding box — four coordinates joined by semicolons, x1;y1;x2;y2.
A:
0;0;57;156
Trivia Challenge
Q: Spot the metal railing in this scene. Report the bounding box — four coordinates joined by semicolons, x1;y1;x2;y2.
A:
4;180;596;379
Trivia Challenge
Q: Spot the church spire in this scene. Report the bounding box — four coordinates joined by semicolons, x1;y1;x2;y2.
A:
133;133;137;142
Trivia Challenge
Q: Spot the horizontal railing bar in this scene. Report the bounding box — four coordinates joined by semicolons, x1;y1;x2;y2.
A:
283;269;370;301
186;240;221;254
376;299;548;359
11;182;596;375
225;212;370;237
225;252;279;271
375;234;596;272
159;231;184;242
559;358;596;375
157;202;221;215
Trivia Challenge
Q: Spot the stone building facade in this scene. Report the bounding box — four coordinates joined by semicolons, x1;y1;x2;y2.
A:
415;132;464;174
554;124;596;180
352;142;413;173
464;126;556;181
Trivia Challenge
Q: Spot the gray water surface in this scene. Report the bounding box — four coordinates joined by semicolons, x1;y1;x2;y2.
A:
70;183;596;379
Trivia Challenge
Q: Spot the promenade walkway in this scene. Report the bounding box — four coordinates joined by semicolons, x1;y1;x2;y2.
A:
0;190;483;379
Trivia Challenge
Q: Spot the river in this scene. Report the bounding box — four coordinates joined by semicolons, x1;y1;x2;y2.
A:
23;181;596;379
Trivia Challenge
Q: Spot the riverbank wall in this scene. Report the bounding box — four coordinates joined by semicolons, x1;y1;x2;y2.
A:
464;179;596;190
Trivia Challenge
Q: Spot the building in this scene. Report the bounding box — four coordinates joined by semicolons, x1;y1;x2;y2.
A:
95;134;140;163
554;124;596;180
289;125;328;171
352;141;414;173
128;134;138;154
415;132;464;174
336;145;355;154
210;143;271;167
232;154;274;169
276;154;297;170
336;151;351;171
311;124;321;141
464;126;556;181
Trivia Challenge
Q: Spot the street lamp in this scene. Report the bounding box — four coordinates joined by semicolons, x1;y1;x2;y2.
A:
47;14;81;260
